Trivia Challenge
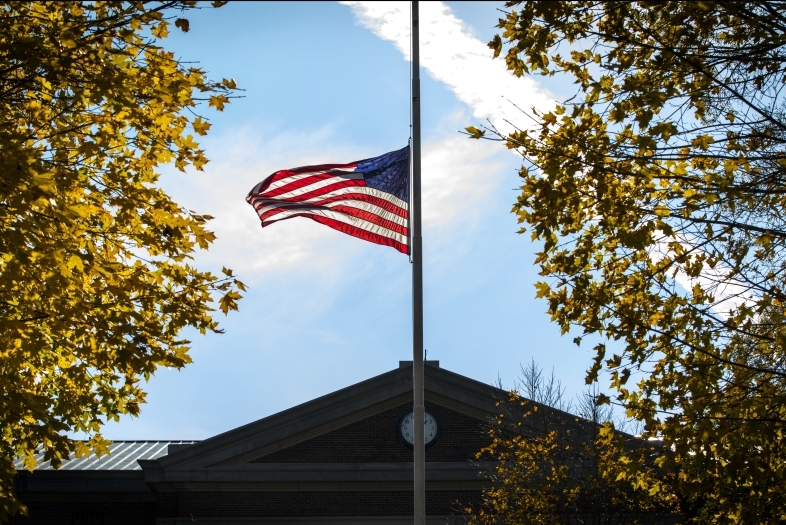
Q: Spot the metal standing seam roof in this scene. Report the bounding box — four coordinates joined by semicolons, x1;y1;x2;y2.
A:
13;440;197;471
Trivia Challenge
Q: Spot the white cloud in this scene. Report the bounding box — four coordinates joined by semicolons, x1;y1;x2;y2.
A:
422;131;507;232
163;130;507;282
161;122;510;281
159;126;371;282
341;1;555;133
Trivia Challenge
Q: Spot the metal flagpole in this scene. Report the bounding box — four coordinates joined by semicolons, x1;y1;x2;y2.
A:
410;2;425;525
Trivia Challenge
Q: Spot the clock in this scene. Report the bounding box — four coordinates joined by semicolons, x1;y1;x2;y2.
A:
398;411;439;449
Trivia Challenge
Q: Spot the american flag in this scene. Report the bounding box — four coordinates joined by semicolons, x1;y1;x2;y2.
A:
246;146;410;254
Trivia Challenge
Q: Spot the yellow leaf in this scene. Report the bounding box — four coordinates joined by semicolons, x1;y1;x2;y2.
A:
534;281;551;298
178;134;198;150
65;203;95;218
151;21;169;38
465;125;486;139
0;2;242;513
74;441;90;459
208;94;229;111
31;171;56;194
192;117;211;136
653;206;670;217
67;254;84;272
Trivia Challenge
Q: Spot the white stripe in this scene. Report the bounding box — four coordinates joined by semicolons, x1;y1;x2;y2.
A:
266;208;408;245
326;199;408;227
251;185;409;216
262;199;408;228
262;167;361;193
261;176;359;201
259;172;313;193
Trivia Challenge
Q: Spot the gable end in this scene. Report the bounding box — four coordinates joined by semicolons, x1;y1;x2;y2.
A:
249;402;492;463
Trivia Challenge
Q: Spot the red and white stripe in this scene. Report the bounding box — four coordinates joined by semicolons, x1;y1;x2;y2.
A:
246;163;409;254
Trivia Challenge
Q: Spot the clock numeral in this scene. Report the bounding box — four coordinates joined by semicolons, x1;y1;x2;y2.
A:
400;411;438;446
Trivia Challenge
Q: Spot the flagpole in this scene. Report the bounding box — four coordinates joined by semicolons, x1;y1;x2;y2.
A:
411;2;425;525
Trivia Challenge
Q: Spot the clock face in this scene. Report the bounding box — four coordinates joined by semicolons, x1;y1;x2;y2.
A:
398;411;439;449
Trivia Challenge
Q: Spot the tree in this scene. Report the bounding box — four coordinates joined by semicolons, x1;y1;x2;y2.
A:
0;2;244;519
467;2;786;522
467;365;675;525
517;358;573;412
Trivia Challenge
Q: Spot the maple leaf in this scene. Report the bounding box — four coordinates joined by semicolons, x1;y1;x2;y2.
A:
0;2;243;519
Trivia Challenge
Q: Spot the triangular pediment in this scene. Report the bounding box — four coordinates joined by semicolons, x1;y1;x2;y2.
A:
247;400;490;464
148;363;503;471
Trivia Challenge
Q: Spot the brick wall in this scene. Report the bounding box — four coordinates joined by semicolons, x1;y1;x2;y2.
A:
252;402;492;463
9;403;492;523
161;490;483;519
9;490;482;523
9;499;158;525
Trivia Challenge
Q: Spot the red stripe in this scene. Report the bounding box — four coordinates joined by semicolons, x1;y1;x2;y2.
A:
310;215;409;254
330;205;409;236
259;174;363;199
251;178;357;219
257;203;408;237
314;193;407;218
253;189;408;220
254;179;364;207
260;211;407;253
252;162;358;195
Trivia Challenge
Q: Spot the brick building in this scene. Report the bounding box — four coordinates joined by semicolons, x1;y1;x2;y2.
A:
10;361;585;525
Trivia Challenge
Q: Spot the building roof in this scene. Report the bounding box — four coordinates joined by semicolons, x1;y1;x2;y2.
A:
14;361;597;481
14;440;197;471
149;360;507;472
12;361;615;498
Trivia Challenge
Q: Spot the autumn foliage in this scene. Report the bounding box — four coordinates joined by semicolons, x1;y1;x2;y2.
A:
0;1;243;518
468;1;786;522
466;393;676;525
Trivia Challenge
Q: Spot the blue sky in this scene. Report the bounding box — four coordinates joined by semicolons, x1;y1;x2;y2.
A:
104;1;603;440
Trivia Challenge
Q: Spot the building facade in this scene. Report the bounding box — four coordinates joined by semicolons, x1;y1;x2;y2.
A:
13;361;533;525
